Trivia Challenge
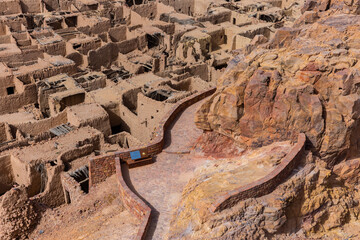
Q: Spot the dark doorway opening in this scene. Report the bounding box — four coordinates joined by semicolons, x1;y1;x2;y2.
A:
6;86;15;95
69;166;89;194
146;34;160;49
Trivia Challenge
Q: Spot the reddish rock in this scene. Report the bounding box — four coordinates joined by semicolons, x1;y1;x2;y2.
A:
196;9;360;166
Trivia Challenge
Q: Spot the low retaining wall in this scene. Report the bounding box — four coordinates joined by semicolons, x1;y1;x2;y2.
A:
115;158;151;240
89;87;216;187
210;133;306;213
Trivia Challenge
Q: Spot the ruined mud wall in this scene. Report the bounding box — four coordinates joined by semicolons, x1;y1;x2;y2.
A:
132;2;157;19
0;155;13;195
61;171;85;204
88;42;118;70
161;0;194;15
0;0;21;15
89;87;216;186
30;162;64;208
13;110;68;136
197;10;231;24
39;41;66;56
77;18;111;36
19;0;41;13
16;61;76;83
109;26;127;42
0;83;37;115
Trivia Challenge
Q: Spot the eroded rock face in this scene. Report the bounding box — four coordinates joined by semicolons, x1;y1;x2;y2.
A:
195;2;360;166
171;2;360;239
169;153;360;239
0;187;38;240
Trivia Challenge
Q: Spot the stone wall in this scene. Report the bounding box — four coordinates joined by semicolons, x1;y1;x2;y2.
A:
89;155;116;188
61;171;85;205
210;133;306;212
115;158;151;240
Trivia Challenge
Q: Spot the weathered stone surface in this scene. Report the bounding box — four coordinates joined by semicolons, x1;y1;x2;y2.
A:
169;152;360;239
196;6;360;166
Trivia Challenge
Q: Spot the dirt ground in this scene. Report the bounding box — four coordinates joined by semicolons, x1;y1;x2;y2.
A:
29;175;139;240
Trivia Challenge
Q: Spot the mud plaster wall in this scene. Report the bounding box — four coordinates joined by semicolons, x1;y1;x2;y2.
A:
13;110;68;136
137;93;170;141
73;38;101;55
207;28;226;51
0;0;21;15
0;18;25;32
20;0;42;13
193;0;213;15
10;155;30;188
77;18;111;36
60;144;97;163
31;162;65;207
40;41;66;56
88;42;118;70
197;11;231;24
16;61;77;83
0;155;14;195
0;74;17;97
119;103;143;138
0;34;11;44
162;0;194;15
66;103;112;136
132;2;157;19
107;132;142;148
186;64;210;82
61;171;85;205
0;154;36;196
0;83;37;115
0;123;12;143
38;85;67;115
108;26;127;42
0;49;43;64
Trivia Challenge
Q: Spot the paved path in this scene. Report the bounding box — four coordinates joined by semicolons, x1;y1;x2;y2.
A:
123;99;209;240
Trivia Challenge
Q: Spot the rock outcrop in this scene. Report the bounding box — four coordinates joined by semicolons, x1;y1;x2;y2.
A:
0;187;38;240
195;0;360;166
169;1;360;239
169;152;360;239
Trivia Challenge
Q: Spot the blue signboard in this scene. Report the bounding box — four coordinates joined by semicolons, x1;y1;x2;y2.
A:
130;151;141;160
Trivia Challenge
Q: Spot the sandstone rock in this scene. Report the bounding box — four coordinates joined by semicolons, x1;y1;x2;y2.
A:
333;158;360;185
182;2;360;239
196;10;360;166
169;151;359;239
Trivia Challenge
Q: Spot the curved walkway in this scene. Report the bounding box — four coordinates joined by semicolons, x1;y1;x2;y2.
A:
123;98;210;239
